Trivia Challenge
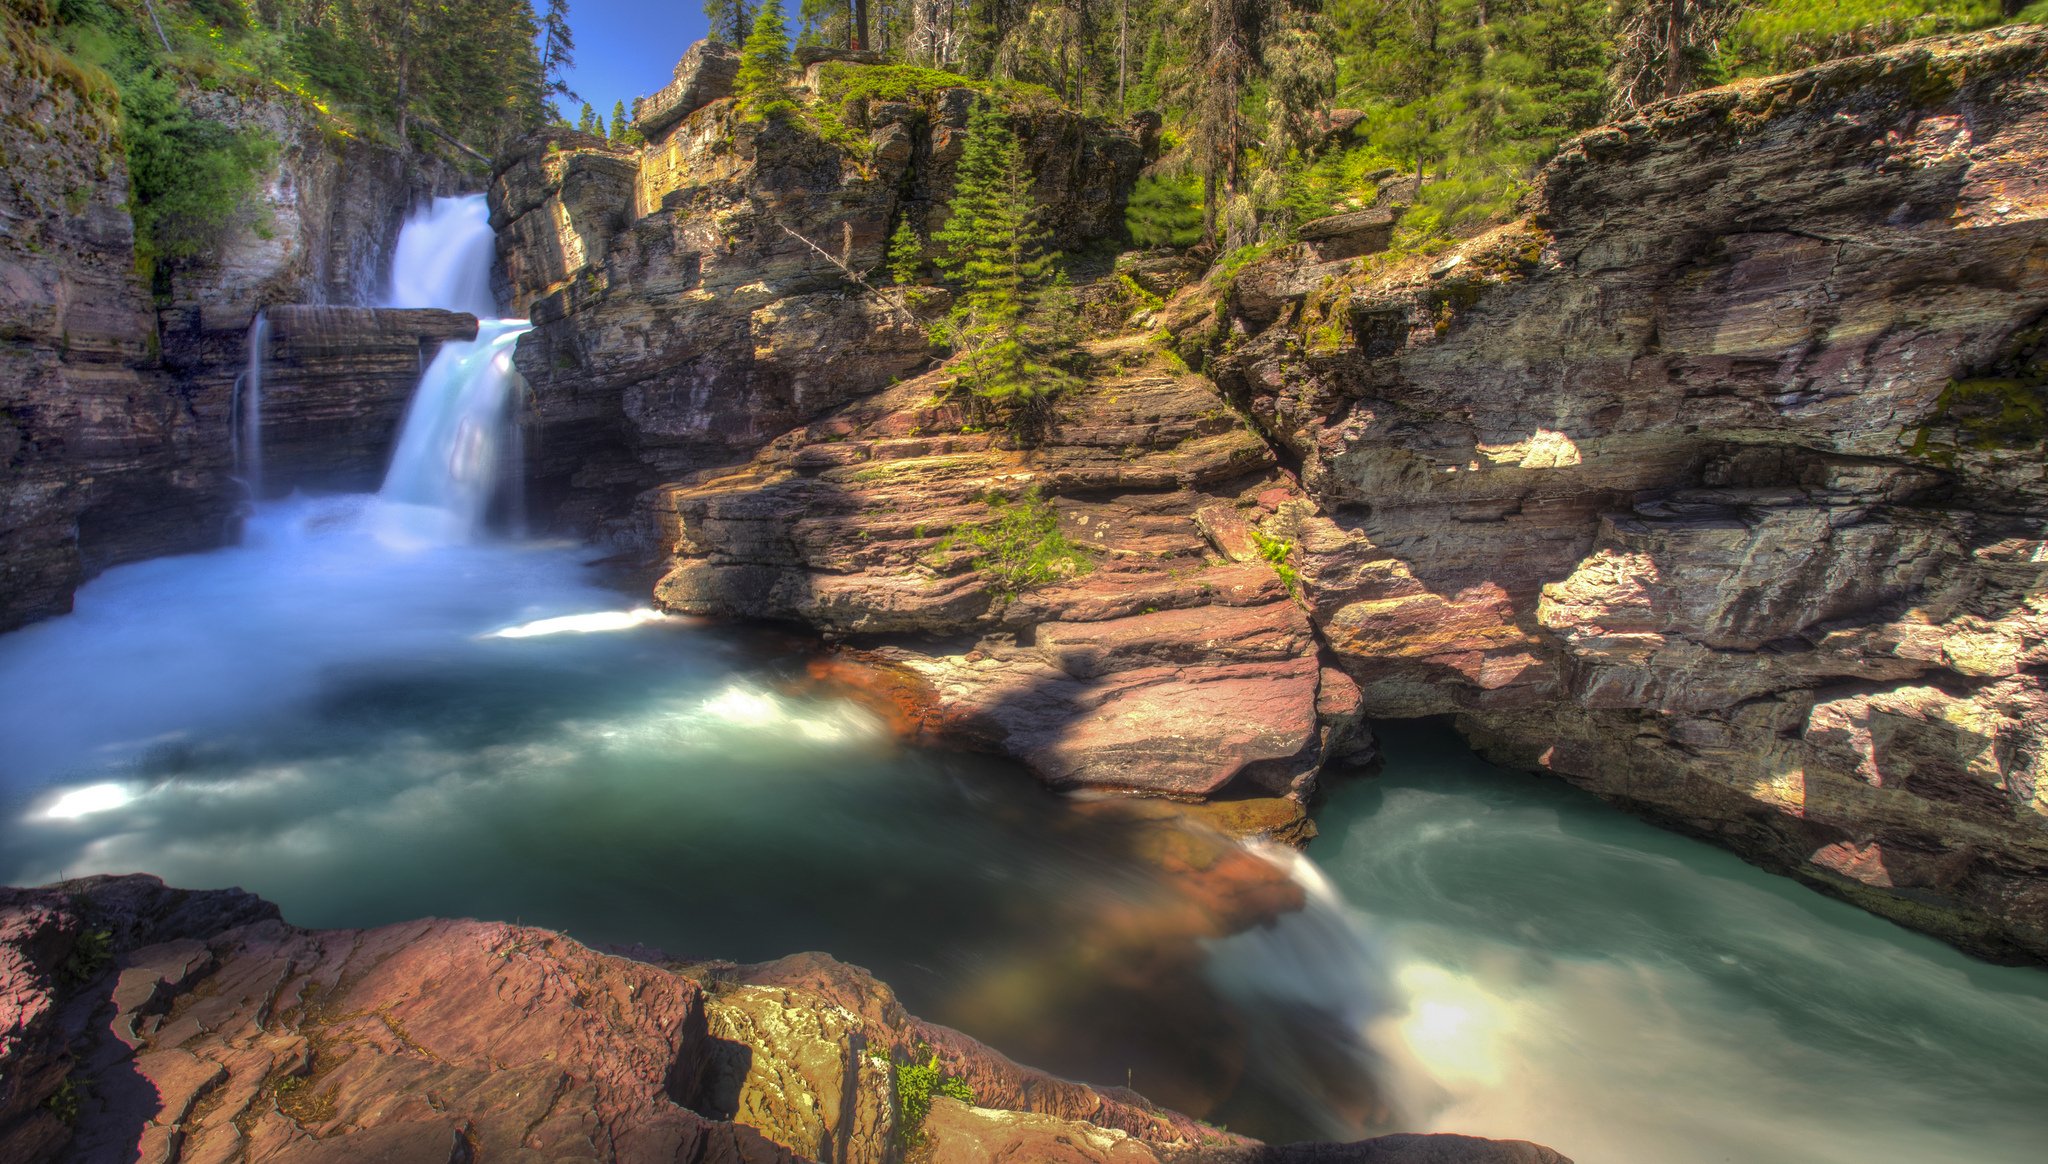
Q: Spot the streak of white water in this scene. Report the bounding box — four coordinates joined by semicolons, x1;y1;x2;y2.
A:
232;311;268;499
386;195;500;318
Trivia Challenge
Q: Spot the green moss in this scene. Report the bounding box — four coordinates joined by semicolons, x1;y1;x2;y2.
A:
1907;326;2048;461
815;61;981;107
44;1076;83;1126
61;928;113;984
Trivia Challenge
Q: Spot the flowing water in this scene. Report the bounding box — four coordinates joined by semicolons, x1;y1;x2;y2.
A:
2;196;2044;1160
232;310;268;499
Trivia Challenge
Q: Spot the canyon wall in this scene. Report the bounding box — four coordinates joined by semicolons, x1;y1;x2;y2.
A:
1199;27;2048;959
0;1;468;630
503;30;2048;960
492;51;1146;533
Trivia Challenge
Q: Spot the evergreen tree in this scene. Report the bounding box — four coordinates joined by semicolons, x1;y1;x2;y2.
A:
609;100;629;140
540;0;578;106
734;0;797;119
935;102;1074;404
887;217;926;283
576;101;600;134
705;0;755;43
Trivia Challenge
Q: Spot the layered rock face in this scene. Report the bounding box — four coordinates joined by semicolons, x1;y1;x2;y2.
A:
159;305;479;497
1198;28;2048;959
492;58;1144;533
0;875;1567;1163
648;333;1365;801
0;4;232;632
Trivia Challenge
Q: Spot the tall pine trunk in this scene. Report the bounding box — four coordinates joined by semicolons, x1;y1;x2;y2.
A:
1662;0;1687;100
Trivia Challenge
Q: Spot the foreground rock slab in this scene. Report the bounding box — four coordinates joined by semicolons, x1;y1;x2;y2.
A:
1;876;1567;1163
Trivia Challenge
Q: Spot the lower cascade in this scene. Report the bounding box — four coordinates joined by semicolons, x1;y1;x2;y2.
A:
375;318;531;543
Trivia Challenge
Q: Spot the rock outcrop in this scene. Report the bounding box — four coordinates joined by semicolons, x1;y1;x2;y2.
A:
648;334;1366;800
1192;27;2048;959
492;58;1144;533
0;875;1567;1163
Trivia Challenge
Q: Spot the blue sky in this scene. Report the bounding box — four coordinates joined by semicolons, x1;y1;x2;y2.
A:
549;2;711;126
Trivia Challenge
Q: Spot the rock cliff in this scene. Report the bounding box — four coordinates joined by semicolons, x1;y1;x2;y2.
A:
0;0;470;630
527;31;2048;961
1195;27;2048;960
491;57;1144;533
0;875;1568;1164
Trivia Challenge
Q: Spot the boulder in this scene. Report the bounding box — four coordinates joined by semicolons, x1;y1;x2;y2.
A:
634;39;741;141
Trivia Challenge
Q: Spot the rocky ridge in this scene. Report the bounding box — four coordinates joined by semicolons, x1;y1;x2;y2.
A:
0;875;1568;1164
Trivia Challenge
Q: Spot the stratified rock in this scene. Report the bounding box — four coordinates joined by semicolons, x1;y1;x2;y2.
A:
1198;26;2048;960
646;335;1360;800
158;305;480;497
492;50;1144;531
1299;209;1396;261
0;876;1279;1164
635;40;741;140
0;5;234;631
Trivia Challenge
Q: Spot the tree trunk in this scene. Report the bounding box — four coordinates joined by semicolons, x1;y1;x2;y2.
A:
1662;0;1687;100
853;0;870;50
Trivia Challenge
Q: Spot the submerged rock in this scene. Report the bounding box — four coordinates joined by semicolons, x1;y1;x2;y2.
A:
0;876;1568;1163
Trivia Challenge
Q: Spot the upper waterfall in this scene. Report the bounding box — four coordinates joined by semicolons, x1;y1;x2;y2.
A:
387;195;500;318
376;193;529;542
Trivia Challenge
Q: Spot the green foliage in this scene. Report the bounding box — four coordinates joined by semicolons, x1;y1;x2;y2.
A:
61;928;114;984
44;1077;83;1126
886;216;925;284
815;61;981;106
937;488;1094;596
1727;1;2004;75
893;1051;975;1146
1126;174;1204;249
734;0;795;120
703;0;752;45
1247;527;1299;596
934;101;1075;404
576;101;599;133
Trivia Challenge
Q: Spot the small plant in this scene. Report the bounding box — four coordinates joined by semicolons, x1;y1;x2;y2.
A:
1248;527;1300;596
61;928;113;984
887;217;925;285
935;488;1093;596
45;1077;83;1126
893;1050;974;1146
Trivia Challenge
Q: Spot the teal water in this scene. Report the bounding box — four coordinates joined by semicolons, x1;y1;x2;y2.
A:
1314;725;2048;1163
3;498;2045;1157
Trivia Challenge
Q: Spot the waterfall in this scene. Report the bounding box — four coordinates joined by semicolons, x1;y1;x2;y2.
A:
1203;844;1401;1139
375;194;530;544
232;311;269;500
386;195;501;319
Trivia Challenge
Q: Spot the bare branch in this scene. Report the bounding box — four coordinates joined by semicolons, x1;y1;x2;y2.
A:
780;224;923;328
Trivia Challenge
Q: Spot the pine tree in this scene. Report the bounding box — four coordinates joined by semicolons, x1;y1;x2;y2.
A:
887;217;926;283
609;100;629;140
705;0;754;44
540;0;578;106
576;102;600;134
934;102;1074;404
734;0;797;119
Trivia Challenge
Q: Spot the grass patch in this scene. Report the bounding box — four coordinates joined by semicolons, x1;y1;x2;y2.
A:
1248;527;1299;596
935;487;1093;596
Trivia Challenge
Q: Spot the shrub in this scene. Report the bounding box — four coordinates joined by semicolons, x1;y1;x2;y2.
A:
1126;174;1204;248
894;1051;974;1146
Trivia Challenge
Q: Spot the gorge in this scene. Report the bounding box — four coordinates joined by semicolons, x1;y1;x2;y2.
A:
6;3;2048;1162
